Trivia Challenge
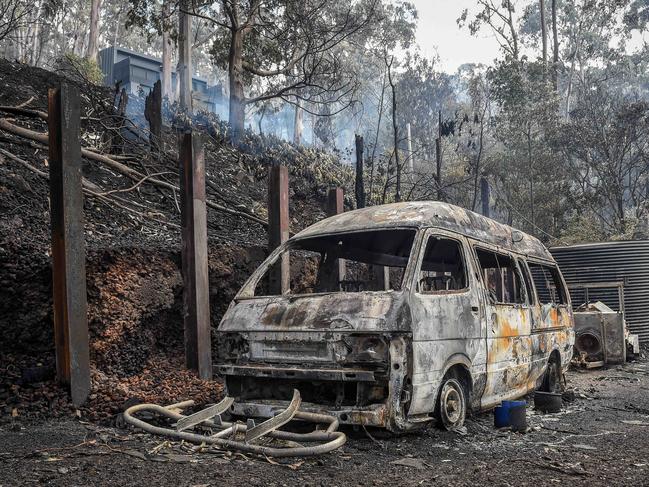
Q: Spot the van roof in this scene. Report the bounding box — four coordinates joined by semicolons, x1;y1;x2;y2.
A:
294;201;554;261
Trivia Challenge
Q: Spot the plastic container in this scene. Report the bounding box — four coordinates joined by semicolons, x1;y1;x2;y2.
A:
494;400;527;428
534;391;563;413
494;400;512;427
509;403;527;432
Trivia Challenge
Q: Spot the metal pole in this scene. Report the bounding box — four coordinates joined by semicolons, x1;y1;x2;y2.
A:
48;84;90;407
268;165;290;294
179;131;212;379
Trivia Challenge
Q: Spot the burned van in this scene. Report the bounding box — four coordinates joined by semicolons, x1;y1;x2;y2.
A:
215;202;574;431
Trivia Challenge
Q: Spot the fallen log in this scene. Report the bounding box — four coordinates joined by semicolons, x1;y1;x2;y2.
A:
0;118;268;227
0;105;48;121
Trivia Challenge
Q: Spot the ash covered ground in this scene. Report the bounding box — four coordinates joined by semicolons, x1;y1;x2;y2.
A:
1;358;649;486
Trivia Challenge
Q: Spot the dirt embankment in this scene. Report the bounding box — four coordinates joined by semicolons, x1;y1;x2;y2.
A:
0;242;266;423
0;58;348;423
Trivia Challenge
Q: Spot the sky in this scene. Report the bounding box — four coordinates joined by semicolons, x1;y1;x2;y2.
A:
411;0;502;73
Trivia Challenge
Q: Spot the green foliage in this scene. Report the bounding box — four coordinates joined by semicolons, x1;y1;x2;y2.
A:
57;53;104;85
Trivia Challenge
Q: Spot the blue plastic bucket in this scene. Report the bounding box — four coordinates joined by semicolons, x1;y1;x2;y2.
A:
494;401;512;427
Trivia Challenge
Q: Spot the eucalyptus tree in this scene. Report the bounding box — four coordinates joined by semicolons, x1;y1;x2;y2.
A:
175;0;382;141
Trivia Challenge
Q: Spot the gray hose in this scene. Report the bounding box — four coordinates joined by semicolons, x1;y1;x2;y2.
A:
123;402;346;458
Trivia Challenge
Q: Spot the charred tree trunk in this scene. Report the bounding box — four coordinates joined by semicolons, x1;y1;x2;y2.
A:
368;71;387;206
145;80;162;145
178;1;192;113
161;0;173;102
435;110;442;200
355;134;365;209
387;58;400;202
551;0;559;90
293;99;303;145
540;0;547;66
228;28;246;143
110;88;128;152
86;0;102;62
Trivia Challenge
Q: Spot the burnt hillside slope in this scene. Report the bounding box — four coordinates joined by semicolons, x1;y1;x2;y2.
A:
0;59;354;423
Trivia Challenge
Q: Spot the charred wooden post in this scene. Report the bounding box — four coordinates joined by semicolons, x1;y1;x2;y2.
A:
268;165;290;294
179;131;212;380
481;177;490;218
327;187;346;288
117;88;128;116
47;84;90;407
354;134;365;209
145;80;162;144
326;187;344;217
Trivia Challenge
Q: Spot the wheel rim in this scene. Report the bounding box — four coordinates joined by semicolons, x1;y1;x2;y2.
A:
440;381;464;427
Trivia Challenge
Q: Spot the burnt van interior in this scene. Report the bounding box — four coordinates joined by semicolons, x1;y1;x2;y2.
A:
253;229;416;295
417;236;467;292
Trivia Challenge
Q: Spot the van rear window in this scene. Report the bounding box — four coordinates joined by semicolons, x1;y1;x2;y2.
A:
528;263;567;305
253;229;416;296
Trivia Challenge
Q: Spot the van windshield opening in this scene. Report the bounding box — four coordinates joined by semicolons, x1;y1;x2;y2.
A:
253;229;417;296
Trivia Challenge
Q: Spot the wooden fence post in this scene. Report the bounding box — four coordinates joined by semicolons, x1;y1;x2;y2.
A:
354;135;365;209
327;187;346;287
179;131;212;380
48;84;90;407
268;165;289;294
481;177;490;218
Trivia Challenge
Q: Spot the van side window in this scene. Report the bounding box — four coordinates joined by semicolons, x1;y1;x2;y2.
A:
417;237;467;293
475;249;525;304
518;260;536;305
528;263;567;305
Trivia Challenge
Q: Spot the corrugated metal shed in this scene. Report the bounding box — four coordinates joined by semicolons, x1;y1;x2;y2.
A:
550;240;649;342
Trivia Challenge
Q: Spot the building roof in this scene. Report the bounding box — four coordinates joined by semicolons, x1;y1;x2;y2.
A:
294;201;554;261
101;45;211;83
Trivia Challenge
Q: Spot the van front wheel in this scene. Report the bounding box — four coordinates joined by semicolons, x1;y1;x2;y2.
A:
436;375;467;430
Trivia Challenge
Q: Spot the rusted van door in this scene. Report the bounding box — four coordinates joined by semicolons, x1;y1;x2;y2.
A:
407;229;486;416
473;247;533;409
526;260;573;387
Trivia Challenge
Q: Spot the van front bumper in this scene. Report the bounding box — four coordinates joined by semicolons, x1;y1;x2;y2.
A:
215;363;391;428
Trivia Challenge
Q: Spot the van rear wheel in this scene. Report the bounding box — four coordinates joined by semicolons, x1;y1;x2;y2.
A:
436;374;467;430
541;358;563;393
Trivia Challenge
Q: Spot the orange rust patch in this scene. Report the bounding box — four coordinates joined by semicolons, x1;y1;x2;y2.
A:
549;307;559;326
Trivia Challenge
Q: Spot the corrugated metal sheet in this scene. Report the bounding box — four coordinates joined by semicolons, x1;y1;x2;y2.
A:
551;240;649;343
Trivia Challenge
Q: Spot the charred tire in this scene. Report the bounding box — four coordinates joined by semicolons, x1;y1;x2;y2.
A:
541;357;563;393
435;372;467;430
